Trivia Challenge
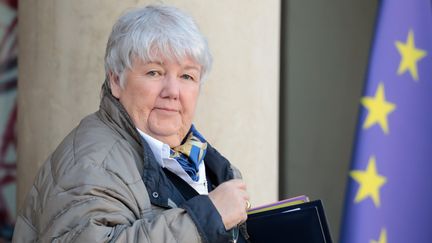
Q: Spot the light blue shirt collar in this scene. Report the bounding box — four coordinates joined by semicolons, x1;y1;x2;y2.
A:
136;128;170;168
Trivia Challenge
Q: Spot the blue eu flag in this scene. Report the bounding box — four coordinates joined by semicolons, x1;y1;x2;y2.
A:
340;1;432;242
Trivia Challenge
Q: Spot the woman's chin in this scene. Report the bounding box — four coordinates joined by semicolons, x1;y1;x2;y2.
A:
147;116;190;143
148;124;181;140
149;128;177;137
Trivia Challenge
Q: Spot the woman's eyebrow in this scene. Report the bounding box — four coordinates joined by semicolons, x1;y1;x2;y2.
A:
183;65;201;72
147;60;164;65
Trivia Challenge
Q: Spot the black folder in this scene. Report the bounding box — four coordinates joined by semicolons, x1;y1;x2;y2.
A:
246;200;333;243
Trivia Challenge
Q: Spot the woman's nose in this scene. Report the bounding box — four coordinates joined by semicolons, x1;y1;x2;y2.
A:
160;75;180;99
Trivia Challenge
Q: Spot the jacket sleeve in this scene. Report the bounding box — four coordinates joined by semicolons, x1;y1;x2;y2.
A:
14;148;205;243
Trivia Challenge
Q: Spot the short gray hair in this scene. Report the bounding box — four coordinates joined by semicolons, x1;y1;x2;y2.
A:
104;5;212;86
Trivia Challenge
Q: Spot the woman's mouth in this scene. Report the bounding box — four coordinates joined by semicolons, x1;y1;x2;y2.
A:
154;107;179;113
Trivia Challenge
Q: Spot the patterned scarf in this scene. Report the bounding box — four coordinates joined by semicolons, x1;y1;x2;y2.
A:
170;125;207;182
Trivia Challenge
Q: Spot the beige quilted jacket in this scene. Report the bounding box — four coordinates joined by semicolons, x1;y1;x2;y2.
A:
12;84;241;243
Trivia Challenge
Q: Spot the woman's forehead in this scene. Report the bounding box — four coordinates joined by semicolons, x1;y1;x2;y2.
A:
133;53;201;69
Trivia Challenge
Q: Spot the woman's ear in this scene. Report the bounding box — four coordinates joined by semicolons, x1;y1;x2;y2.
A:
109;72;122;99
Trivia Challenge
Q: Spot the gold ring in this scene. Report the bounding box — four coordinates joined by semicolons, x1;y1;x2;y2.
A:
246;200;251;210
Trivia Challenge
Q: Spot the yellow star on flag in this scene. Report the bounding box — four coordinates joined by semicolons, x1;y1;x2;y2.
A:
371;228;387;243
350;156;387;207
395;29;427;81
361;83;396;134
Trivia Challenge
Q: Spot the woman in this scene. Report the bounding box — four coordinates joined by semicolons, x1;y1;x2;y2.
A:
13;5;250;243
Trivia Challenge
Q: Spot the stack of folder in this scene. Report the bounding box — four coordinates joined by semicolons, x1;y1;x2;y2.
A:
246;196;333;243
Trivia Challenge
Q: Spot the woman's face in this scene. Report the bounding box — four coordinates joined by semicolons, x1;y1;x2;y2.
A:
110;56;201;147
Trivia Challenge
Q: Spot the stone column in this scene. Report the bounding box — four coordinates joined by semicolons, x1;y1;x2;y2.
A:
17;0;280;208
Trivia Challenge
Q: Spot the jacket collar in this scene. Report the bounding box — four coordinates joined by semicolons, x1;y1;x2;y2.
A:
99;82;144;156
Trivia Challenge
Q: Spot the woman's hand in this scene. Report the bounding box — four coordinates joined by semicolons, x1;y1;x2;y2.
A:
208;179;250;230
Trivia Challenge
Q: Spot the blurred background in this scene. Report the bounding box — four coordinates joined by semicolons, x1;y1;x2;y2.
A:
0;0;380;242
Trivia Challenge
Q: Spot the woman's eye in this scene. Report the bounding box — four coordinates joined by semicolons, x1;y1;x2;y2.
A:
146;70;160;77
181;74;194;81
